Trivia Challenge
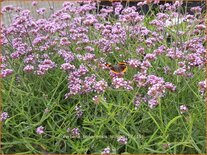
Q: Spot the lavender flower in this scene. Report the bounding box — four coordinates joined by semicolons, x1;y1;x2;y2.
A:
60;37;71;46
112;77;133;90
127;59;140;68
148;98;159;109
117;136;128;145
134;73;147;87
165;82;176;92
71;128;80;138
36;8;46;15
36;126;44;135
0;112;9;121
101;146;111;154
31;1;38;6
61;63;75;72
75;105;83;118
92;95;100;104
198;80;206;95
180;105;188;114
1;69;13;78
134;95;142;110
23;65;34;72
93;80;108;93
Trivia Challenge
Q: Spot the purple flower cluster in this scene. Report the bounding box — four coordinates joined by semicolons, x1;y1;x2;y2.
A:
1;69;13;78
67;127;80;138
112;77;133;90
134;74;176;108
134;95;142;110
75;105;83;118
1;1;205;111
180;105;188;114
35;59;56;76
0;112;9;121
198;80;206;96
117;136;128;145
101;146;111;154
36;126;44;135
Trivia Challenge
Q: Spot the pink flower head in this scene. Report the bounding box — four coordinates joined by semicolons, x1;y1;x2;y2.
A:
61;63;75;72
36;126;44;135
134;95;142;110
112;77;133;90
93;80;108;93
36;8;46;15
180;105;188;114
127;59;140;68
71;128;80;138
117;136;128;145
75;105;83;118
2;5;14;13
23;65;34;72
32;1;38;6
134;73;147;87
60;37;71;46
0;112;9;121
165;82;176;92
191;6;202;14
174;68;186;76
1;69;13;78
198;80;206;95
148;98;159;109
101;146;110;154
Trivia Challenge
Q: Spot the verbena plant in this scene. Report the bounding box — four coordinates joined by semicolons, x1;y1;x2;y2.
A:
0;0;206;154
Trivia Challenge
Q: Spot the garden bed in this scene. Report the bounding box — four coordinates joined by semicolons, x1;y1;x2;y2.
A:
0;0;206;154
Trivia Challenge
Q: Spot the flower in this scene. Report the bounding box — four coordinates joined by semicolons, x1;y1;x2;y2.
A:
148;98;159;109
174;68;186;76
92;95;100;104
2;5;14;13
61;63;75;72
112;77;133;90
1;69;13;78
180;105;188;114
71;128;80;138
36;126;44;134
60;37;71;46
23;65;34;72
190;6;202;14
101;146;110;154
134;73;147;87
165;82;176;92
127;59;140;68
93;80;108;93
0;112;9;121
36;8;46;15
75;105;83;118
133;95;142;110
31;1;38;6
198;80;206;95
117;136;128;145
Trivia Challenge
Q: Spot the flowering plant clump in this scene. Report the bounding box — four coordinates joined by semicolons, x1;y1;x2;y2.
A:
1;0;205;154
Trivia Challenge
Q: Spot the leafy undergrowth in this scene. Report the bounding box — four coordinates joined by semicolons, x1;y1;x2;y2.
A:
0;1;206;154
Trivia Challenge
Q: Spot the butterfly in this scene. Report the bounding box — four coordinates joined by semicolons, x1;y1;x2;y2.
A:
105;62;127;74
